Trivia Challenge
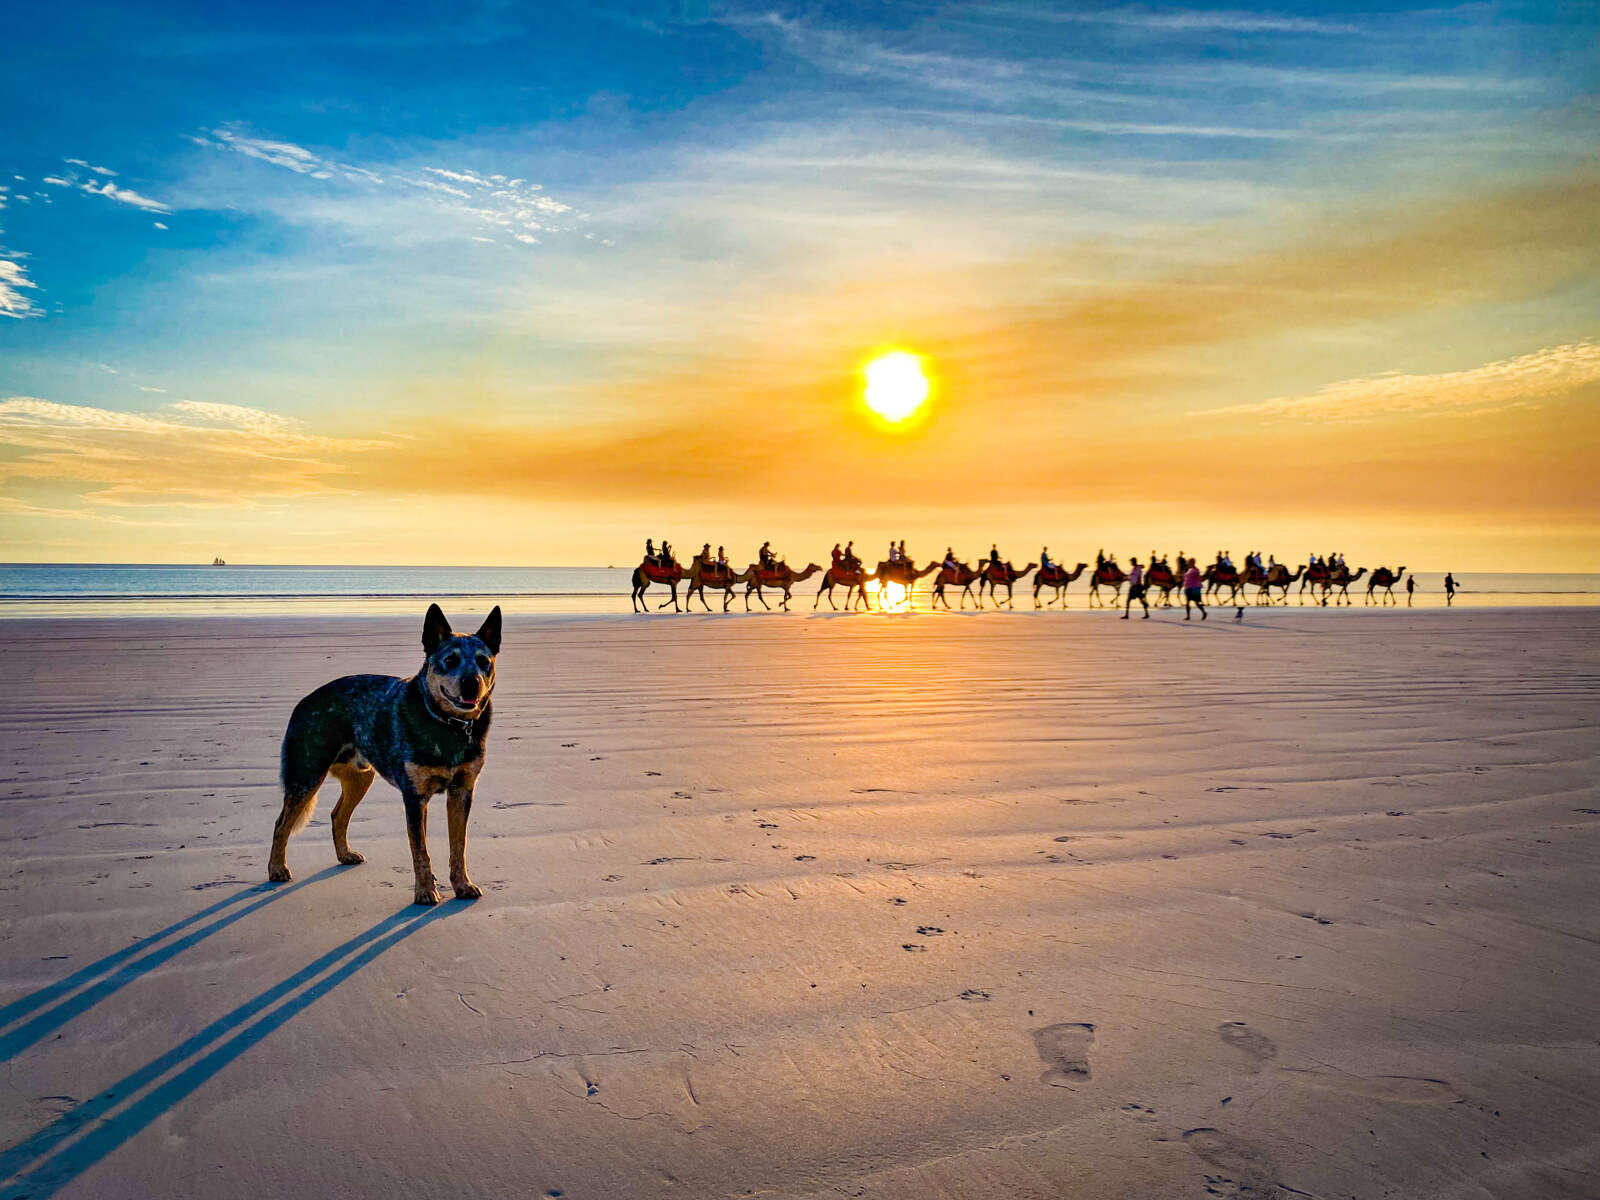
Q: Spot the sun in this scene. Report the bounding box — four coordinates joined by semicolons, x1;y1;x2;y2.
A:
862;351;931;424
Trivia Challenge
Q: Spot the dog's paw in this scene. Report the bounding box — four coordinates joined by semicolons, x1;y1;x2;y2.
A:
414;884;441;906
336;850;366;865
267;864;292;883
453;878;483;900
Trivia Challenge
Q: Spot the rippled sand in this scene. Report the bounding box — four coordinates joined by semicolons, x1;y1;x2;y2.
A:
1;608;1596;1198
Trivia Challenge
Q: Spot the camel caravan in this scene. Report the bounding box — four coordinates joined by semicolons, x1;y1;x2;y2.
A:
631;539;1416;613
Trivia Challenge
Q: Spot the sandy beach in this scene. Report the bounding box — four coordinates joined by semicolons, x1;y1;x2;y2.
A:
1;607;1597;1199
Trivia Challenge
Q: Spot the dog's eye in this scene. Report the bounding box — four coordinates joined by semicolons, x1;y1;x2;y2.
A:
475;654;490;670
441;652;460;670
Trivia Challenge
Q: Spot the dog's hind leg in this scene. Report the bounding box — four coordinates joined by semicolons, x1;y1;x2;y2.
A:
268;785;321;882
329;754;376;866
270;692;353;883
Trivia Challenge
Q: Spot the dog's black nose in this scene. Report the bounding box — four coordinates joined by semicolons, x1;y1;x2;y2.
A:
457;677;481;701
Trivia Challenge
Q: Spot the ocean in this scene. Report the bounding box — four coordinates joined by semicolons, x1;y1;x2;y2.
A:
0;564;1597;618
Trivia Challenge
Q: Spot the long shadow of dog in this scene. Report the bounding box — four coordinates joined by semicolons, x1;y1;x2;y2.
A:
0;868;347;1065
0;882;456;1199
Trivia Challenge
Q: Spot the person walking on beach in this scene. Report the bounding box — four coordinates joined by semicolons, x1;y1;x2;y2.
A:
1406;574;1416;606
1183;560;1206;620
1122;557;1149;620
1444;573;1458;605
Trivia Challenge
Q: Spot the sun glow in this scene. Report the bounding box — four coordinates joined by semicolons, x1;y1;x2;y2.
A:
871;579;910;611
862;351;931;423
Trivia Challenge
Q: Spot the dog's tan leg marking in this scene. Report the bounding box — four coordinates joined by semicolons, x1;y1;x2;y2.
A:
403;765;447;905
267;781;323;883
447;777;481;900
328;757;376;865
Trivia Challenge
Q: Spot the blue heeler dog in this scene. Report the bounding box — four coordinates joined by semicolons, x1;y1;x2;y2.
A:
267;604;501;905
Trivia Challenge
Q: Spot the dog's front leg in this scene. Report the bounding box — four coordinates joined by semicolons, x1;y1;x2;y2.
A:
401;784;441;906
446;781;482;900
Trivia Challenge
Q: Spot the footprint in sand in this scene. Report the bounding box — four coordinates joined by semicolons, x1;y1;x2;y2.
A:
1281;1069;1460;1104
1217;1022;1277;1071
1182;1127;1279;1198
1033;1022;1095;1086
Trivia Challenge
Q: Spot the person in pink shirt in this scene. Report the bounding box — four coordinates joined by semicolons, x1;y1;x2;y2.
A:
1122;557;1149;620
1183;561;1207;620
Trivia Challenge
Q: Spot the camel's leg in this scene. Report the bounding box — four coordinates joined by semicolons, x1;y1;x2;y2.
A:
329;757;376;865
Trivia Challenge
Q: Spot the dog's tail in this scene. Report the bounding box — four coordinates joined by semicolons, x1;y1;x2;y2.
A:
276;787;319;839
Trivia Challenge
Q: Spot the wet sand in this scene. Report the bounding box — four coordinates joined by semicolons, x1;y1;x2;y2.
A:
1;607;1597;1199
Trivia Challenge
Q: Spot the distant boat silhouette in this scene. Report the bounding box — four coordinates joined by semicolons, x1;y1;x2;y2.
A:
211;557;226;566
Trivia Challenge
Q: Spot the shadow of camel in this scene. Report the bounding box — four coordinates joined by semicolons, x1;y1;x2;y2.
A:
0;867;346;1065
0;901;457;1200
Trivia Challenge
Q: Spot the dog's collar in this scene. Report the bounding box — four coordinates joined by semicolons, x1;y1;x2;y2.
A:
419;683;485;733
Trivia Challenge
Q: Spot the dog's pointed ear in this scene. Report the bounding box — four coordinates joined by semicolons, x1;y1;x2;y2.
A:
475;606;502;654
422;604;452;655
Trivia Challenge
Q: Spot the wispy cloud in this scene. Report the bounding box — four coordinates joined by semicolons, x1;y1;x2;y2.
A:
1198;342;1600;422
1019;6;1361;35
81;179;172;213
0;397;394;507
0;256;40;319
196;125;582;247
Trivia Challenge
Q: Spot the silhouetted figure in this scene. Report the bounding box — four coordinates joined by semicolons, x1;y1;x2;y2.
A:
1183;561;1206;621
1406;574;1416;606
1444;573;1458;606
1122;557;1149;620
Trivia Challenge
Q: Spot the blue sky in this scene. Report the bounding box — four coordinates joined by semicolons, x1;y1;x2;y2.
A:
1;2;1596;565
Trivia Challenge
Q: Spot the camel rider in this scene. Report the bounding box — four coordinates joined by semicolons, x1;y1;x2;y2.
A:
759;541;774;570
645;538;656;566
1040;547;1053;572
991;544;1002;569
717;545;729;568
898;540;908;564
831;543;843;569
944;547;958;571
1095;549;1106;573
843;540;858;568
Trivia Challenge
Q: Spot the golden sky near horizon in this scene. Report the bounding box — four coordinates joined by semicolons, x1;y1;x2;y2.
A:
2;7;1597;571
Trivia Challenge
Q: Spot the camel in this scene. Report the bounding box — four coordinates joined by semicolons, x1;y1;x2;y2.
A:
980;561;1037;608
1144;560;1181;607
1033;562;1087;608
1256;563;1305;604
868;559;940;611
932;562;985;609
684;559;757;612
814;562;876;611
1087;563;1127;607
1205;562;1244;604
1299;561;1333;603
631;557;685;613
1322;565;1367;606
743;562;822;611
1366;566;1407;606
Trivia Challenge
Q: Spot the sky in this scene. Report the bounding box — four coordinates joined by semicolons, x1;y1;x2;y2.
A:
1;0;1596;570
